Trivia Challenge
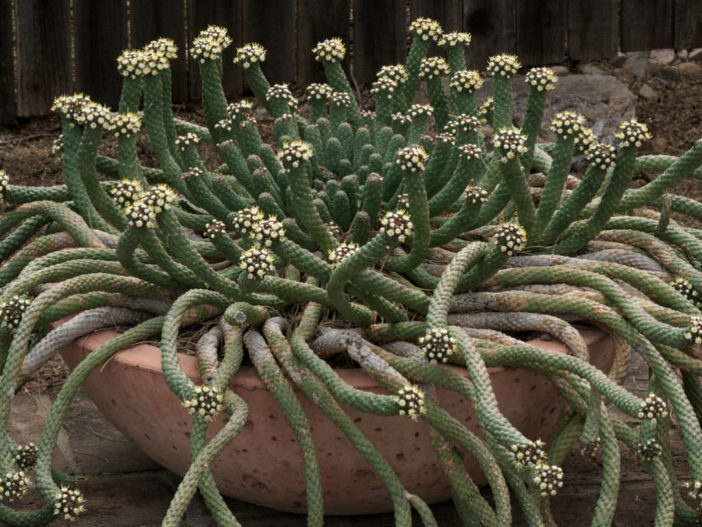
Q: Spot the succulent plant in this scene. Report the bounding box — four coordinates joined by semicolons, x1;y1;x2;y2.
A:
0;17;702;527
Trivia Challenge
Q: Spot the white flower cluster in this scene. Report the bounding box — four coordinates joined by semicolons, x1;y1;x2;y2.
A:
636;438;662;461
478;97;494;125
550;110;586;138
239;246;276;279
395;145;429;173
419;327;456;363
615;119;652;148
408;104;433;119
111;112;142;137
328;243;359;266
51;94;113;129
0;169;8;200
204;220;227;239
434;132;455;146
439;31;472;48
227;100;253;122
230;206;265;235
52;135;63;161
330;91;351;107
525;66;558;91
14;442;38;470
109;179;143;207
487;54;521;77
312;38;346;62
533;464;564;497
251;216;286;247
371;78;399;99
175;132;201;151
144;37;178;60
464;186;489;206
494;223;527;255
682;479;702;511
277;141;314;171
458;144;481;162
670;276;702;308
141;184;177;215
585;143;617;170
511;439;547;469
685;315;702;345
449;69;483;93
53;485;87;522
183;384;224;420
377;64;408;84
190;25;232;63
233;43;266;68
266;83;298;109
379;210;414;242
125;201;158;229
408;17;442;42
394;384;427;420
116;48;168;78
638;393;668;419
574;126;597;153
306;83;334;101
0;295;31;330
418;56;450;79
493;127;527;163
391;112;412;126
447;114;481;135
0;471;30;502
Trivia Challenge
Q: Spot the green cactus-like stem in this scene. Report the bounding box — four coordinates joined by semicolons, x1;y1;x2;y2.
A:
159;70;183;167
538;163;608;246
520;87;548;175
423;140;454;198
376;95;393;129
532;135;575;235
322;61;361;128
492;76;513;131
118;76;142;113
243;63;271;110
401;38;431;110
499;158;536;235
425;77;450;132
430;203;485;247
429;157;481;216
555;145;638;254
385;177;430;274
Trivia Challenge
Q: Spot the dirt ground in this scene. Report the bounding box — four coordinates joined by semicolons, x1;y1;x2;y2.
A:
1;60;702;524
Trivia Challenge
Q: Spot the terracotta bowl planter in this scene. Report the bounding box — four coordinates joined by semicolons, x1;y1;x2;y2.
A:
60;327;614;515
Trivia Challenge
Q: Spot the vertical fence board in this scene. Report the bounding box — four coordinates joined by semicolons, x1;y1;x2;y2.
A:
621;0;673;51
15;0;71;116
567;0;618;61
516;0;566;66
674;0;702;49
74;0;128;109
242;0;295;87
297;0;351;86
353;0;406;85
463;0;516;69
131;0;187;102
410;0;462;31
0;0;15;123
189;0;243;99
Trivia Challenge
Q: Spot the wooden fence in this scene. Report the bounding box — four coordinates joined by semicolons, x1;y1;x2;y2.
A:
2;0;702;123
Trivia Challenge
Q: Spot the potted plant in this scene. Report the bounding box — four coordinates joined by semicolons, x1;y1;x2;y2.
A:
0;18;701;526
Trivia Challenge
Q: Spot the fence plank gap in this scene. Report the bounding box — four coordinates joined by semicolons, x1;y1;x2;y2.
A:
463;0;516;70
74;0;128;110
242;0;295;89
188;0;243;100
621;0;673;52
567;0;619;61
131;0;187;102
297;0;352;87
0;0;16;123
16;0;72;117
353;0;407;86
516;0;566;66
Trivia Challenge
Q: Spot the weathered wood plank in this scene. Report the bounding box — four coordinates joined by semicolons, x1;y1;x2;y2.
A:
242;0;295;87
75;0;129;109
188;0;243;99
0;0;16;123
16;0;72;117
297;0;351;86
673;0;702;49
567;0;619;61
621;0;673;51
463;0;516;69
516;0;566;66
410;0;462;31
353;0;407;85
131;0;187;102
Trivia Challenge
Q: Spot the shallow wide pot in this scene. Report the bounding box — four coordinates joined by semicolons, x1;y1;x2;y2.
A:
60;327;614;515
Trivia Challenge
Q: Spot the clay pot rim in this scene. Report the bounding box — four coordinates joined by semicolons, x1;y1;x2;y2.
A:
64;323;607;390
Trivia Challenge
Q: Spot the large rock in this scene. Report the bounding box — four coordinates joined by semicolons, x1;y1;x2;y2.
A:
468;74;635;143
